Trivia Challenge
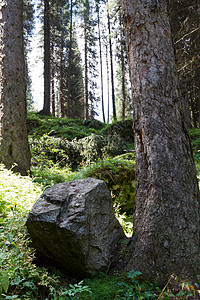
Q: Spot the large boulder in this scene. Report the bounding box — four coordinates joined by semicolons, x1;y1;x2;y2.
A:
26;178;126;276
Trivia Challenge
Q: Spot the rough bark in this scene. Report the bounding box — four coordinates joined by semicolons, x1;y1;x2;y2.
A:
43;0;51;115
122;0;200;284
0;0;30;175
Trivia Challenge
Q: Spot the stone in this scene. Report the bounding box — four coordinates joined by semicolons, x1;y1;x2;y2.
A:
26;178;126;276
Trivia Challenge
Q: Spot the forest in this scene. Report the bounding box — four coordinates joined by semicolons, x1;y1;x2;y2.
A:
0;0;200;299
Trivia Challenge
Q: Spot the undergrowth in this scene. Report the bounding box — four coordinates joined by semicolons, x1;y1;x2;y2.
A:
0;117;200;299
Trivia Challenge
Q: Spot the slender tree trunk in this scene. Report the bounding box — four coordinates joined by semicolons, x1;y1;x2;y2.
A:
120;13;126;120
43;0;51;115
51;43;55;117
60;39;64;117
67;0;73;118
107;5;116;120
97;6;105;123
122;0;200;284
0;0;30;175
84;1;89;120
106;44;110;123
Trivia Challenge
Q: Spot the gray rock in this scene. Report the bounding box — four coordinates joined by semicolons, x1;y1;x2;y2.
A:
26;178;126;276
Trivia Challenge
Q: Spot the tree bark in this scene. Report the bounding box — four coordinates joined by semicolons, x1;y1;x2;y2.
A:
60;38;64;117
122;0;200;284
67;0;73;118
119;13;126;120
43;0;51;115
51;42;55;117
0;0;30;175
107;5;116;120
97;5;105;123
84;0;89;120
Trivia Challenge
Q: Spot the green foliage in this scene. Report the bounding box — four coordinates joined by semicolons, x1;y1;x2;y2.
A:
71;155;135;215
79;270;156;300
29;135;82;169
0;164;41;214
100;119;134;143
27;113;100;140
1;167;199;299
30;133;127;171
77;133;126;165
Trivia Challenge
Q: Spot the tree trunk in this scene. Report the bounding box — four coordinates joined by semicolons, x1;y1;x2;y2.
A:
60;39;64;117
0;0;30;175
107;5;116;120
51;43;55;117
84;0;89;120
120;13;126;120
106;44;110;123
43;0;51;115
122;0;200;284
67;0;73;118
97;6;105;123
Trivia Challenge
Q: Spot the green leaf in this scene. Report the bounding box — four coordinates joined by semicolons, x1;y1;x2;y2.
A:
0;270;9;293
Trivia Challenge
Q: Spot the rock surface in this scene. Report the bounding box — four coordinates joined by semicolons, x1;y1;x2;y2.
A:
26;178;126;276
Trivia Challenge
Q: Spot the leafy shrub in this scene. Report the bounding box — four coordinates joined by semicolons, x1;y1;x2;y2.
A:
100;119;134;143
29;135;82;170
0;164;41;214
29;133;126;170
71;155;136;215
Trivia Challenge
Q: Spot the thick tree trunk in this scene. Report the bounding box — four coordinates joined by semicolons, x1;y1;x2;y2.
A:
0;0;30;175
122;0;200;284
43;0;51;115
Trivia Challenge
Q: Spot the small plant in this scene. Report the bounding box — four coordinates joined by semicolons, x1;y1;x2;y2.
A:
53;280;92;299
158;274;198;299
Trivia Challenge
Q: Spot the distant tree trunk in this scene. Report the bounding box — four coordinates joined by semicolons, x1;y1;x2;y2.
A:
84;0;89;120
120;13;126;120
122;0;200;284
67;0;73;118
0;0;30;175
60;39;64;117
43;0;51;115
51;43;55;117
106;44;110;123
97;5;105;123
107;5;116;120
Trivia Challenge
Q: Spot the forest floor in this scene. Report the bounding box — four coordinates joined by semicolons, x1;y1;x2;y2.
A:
0;113;200;299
